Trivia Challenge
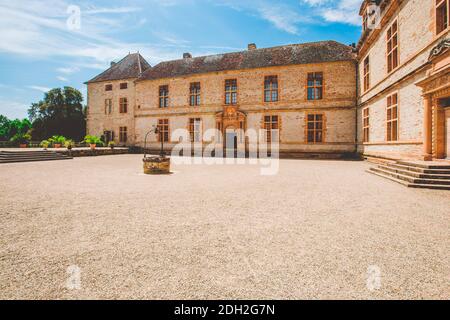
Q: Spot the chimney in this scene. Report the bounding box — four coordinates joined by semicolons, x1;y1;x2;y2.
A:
248;43;257;51
110;61;116;67
183;53;192;59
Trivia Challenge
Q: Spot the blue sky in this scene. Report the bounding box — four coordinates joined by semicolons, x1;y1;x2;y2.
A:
0;0;363;119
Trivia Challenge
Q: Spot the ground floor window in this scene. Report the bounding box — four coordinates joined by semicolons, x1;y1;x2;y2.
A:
158;119;169;142
363;107;370;143
263;115;279;144
386;93;398;141
189;118;202;142
119;126;127;143
306;114;324;143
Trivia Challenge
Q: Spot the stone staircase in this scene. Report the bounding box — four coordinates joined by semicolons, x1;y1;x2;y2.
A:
0;150;73;164
367;160;450;190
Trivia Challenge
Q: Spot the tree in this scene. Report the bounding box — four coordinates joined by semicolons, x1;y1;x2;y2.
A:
28;87;86;141
0;116;31;141
0;115;11;141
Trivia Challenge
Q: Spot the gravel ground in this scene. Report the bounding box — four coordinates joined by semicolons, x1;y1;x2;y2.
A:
0;155;448;300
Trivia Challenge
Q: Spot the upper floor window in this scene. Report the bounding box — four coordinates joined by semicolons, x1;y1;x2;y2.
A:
436;0;449;34
105;84;113;91
387;20;399;73
225;79;237;105
263;115;279;144
363;56;370;92
264;76;279;102
119;126;128;143
189;82;201;106
119;97;128;113
363;107;370;143
104;99;112;115
189;118;202;143
386;93;398;141
307;72;323;100
306;114;324;143
157;119;169;143
159;85;169;108
120;82;128;90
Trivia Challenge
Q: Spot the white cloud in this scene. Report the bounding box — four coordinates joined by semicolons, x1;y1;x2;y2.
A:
57;76;69;82
56;66;80;74
302;0;361;26
28;86;51;93
84;7;141;15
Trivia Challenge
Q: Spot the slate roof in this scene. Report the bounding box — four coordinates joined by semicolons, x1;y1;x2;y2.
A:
137;41;356;81
86;53;151;83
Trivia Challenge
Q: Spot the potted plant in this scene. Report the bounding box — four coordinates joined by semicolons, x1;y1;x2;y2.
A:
64;139;75;150
10;133;31;148
49;135;66;148
108;141;115;150
83;135;102;150
40;140;50;150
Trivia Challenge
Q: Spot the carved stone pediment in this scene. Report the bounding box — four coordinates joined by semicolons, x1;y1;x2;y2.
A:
428;38;450;61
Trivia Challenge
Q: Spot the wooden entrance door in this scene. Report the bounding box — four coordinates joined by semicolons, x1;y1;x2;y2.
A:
446;108;450;159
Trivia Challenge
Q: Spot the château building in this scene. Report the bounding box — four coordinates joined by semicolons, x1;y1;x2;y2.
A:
86;0;449;160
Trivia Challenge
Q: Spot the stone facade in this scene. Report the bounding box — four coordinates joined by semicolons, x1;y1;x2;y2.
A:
86;0;450;160
357;0;450;160
87;43;358;157
134;61;357;155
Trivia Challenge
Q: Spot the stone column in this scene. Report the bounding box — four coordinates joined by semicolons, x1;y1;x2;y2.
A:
423;94;433;161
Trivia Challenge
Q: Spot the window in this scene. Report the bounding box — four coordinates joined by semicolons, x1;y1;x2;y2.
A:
189;118;202;142
307;72;323;100
363;108;370;143
436;0;449;34
387;20;399;73
264;76;279;102
119;126;127;143
263;115;279;144
386;93;398;141
306;114;324;143
157;119;169;143
363;56;370;92
189;82;201;106
225;79;237;105
159;85;169;108
120;82;128;90
104;99;112;115
119;98;128;113
105;84;113;91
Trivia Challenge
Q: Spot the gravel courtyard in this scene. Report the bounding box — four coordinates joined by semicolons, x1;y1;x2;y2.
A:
0;155;448;300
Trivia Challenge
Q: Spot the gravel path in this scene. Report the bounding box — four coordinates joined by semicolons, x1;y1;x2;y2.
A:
0;155;448;299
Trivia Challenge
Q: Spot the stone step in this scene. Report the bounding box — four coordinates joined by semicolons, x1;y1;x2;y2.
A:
0;157;72;164
0;151;72;164
370;167;450;185
367;169;450;190
386;162;450;175
396;160;450;170
378;164;450;180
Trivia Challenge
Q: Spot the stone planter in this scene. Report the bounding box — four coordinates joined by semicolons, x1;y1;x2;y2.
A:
143;156;171;175
54;144;61;149
19;144;27;148
90;144;96;150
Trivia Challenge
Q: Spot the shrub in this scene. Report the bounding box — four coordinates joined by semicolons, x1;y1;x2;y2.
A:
108;141;116;148
10;133;31;145
83;135;102;145
40;140;50;148
48;135;66;146
64;139;75;149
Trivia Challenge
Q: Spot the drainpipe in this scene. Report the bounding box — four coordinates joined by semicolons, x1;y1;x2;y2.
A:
354;58;360;158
